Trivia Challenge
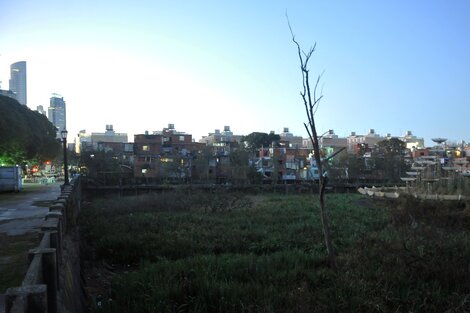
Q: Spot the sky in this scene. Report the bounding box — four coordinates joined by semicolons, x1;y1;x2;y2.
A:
1;0;469;146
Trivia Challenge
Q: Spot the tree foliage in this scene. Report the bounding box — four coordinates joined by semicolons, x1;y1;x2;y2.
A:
241;132;280;153
0;95;60;165
374;138;408;182
376;137;406;155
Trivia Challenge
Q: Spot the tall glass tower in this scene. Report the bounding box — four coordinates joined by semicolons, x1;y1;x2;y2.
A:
9;61;27;106
48;94;66;137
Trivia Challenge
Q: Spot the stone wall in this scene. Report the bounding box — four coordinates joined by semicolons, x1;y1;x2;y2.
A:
5;178;85;313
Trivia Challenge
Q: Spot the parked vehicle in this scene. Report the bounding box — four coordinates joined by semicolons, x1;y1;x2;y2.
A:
0;165;23;192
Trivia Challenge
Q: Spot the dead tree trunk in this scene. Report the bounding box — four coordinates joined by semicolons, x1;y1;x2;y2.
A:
288;19;337;269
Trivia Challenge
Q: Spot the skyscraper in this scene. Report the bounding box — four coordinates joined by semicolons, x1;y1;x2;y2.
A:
9;61;27;106
36;105;47;116
48;94;66;137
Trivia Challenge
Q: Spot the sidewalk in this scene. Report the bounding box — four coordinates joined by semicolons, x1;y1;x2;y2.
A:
0;183;61;309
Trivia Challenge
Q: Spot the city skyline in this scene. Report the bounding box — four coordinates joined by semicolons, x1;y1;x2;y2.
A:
48;95;67;136
8;61;27;106
1;1;469;145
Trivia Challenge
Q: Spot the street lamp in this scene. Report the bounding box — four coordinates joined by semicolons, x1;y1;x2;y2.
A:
61;129;69;185
319;129;334;139
312;129;334;149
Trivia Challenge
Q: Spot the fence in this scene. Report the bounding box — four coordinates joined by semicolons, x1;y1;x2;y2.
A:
5;177;82;313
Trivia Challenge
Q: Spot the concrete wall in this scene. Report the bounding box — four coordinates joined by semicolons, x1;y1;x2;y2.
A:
5;178;85;313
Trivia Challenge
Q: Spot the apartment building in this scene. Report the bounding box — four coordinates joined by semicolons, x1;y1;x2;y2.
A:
279;127;303;148
347;129;384;154
401;131;425;150
256;146;311;181
75;125;128;153
318;130;348;156
199;126;242;145
134;124;203;181
199;126;243;157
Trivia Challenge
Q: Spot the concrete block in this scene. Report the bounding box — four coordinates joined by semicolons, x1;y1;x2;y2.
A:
27;248;58;313
6;284;47;313
41;219;59;232
49;203;64;213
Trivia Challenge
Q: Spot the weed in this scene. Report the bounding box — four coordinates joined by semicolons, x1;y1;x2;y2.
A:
0;233;40;292
80;192;470;312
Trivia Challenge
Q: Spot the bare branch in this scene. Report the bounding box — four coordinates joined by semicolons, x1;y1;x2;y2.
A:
303;122;314;144
305;70;315;135
313;70;325;116
303;44;315;61
286;12;304;66
301;92;313;128
288;12;314;130
286;11;294;39
287;15;337;269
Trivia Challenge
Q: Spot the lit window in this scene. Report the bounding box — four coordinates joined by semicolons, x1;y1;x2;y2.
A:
179;136;185;142
142;145;149;151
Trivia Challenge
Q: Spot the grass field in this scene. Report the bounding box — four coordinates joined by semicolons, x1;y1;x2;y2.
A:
0;232;40;292
80;191;470;313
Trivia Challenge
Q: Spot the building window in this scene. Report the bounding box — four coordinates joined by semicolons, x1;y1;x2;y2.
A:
142;145;149;151
179;135;185;142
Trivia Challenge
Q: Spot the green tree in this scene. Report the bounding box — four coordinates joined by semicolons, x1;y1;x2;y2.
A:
0;95;60;165
375;138;408;183
242;132;280;154
330;152;366;181
229;147;264;185
192;146;213;182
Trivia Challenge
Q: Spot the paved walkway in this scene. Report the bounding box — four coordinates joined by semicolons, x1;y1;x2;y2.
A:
0;183;61;313
0;183;61;236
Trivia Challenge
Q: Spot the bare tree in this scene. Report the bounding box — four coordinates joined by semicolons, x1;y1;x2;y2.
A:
287;17;337;269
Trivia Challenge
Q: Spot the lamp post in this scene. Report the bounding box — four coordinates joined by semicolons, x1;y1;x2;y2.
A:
61;129;69;185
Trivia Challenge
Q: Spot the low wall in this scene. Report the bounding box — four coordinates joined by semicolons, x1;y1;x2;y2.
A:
358;186;468;201
5;178;85;313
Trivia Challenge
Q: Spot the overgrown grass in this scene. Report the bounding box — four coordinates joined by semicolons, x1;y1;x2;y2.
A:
80;191;470;312
81;193;325;264
109;250;332;313
0;233;40;292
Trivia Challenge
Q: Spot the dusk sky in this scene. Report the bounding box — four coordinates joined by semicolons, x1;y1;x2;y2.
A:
1;0;469;146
